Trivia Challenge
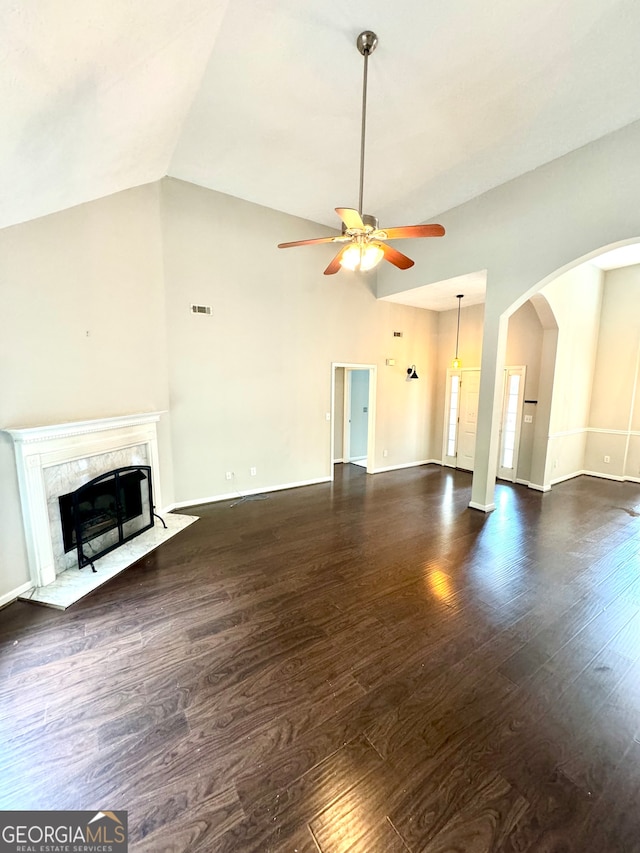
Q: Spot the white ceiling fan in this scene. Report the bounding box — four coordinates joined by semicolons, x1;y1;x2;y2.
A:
278;30;445;275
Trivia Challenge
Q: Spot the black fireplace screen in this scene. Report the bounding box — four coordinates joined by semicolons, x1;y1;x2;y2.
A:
59;466;154;570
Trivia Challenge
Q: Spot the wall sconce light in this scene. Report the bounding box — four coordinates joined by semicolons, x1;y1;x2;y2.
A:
407;365;419;380
452;294;464;369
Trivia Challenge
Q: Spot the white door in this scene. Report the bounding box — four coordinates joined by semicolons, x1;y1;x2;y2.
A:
457;369;481;471
442;369;480;471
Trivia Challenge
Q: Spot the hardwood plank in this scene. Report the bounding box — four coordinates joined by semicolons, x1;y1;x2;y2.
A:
309;760;404;853
577;739;640;853
131;784;244;852
232;678;415;815
240;733;383;826
399;770;528;853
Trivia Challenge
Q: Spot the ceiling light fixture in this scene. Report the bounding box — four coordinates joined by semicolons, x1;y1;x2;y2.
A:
453;294;464;369
339;242;385;272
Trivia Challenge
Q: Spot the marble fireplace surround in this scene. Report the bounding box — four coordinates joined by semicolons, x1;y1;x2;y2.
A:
5;413;166;590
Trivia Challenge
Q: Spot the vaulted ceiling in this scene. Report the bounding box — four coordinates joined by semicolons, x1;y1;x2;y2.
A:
4;0;640;233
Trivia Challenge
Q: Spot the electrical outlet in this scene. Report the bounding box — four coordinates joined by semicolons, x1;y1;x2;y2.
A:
553;459;558;469
383;449;388;458
225;471;233;480
524;414;533;423
604;455;611;464
250;467;257;476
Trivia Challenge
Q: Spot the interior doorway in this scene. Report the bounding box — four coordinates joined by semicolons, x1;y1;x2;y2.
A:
331;363;377;477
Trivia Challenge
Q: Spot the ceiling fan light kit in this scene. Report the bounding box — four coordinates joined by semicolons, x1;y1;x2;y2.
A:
340;242;384;272
277;31;445;275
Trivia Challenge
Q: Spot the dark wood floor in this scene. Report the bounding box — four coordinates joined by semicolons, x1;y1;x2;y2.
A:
2;464;640;852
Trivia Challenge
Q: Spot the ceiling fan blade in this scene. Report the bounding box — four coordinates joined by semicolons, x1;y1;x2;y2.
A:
324;246;347;275
380;242;415;270
379;224;445;240
336;208;365;231
278;235;344;249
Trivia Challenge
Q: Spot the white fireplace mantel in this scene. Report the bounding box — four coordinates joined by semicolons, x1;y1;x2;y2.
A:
3;412;165;589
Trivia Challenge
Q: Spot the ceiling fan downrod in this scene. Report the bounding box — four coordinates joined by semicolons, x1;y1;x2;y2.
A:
356;31;378;217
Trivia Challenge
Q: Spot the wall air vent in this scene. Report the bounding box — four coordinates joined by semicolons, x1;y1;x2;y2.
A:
191;304;212;315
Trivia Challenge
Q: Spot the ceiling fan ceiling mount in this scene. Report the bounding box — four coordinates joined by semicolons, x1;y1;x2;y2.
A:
356;30;378;57
342;213;379;236
277;30;445;275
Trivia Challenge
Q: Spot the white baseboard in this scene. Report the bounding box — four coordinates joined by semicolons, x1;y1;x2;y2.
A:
550;469;627;486
549;470;584;486
165;476;333;512
165;461;444;509
469;501;496;512
581;469;625;482
533;469;636;490
527;482;551;492
332;458;344;464
371;459;438;474
0;580;33;609
161;466;638;517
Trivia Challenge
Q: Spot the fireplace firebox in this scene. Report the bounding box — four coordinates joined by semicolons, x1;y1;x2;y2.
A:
59;465;161;571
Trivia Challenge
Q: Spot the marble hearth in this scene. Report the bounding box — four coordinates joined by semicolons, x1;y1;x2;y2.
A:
4;413;197;607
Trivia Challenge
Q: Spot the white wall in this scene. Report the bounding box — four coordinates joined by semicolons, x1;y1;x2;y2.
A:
414;239;637;494
0;184;171;601
541;264;603;484
378;118;640;509
586;265;640;480
160;178;439;505
505;301;544;483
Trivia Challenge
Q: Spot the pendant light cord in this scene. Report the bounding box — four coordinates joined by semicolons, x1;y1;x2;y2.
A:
358;48;369;217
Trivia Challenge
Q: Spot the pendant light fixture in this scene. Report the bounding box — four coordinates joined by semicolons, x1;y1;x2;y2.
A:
452;294;464;369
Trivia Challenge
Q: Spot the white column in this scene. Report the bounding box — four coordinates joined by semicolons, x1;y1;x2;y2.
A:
469;306;508;511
